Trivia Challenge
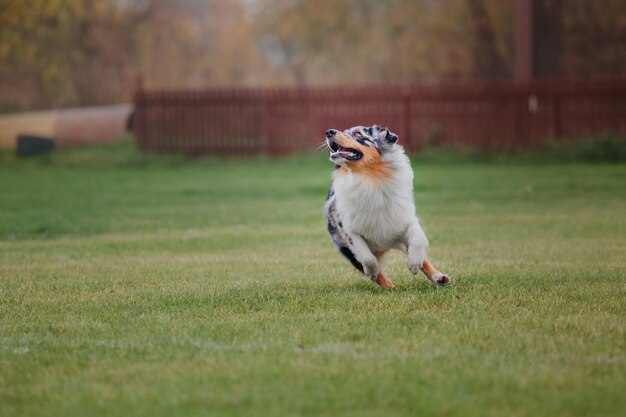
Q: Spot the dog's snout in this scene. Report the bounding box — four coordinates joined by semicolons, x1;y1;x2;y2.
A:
325;129;338;139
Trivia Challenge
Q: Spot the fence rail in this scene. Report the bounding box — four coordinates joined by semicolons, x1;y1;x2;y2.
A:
133;78;626;155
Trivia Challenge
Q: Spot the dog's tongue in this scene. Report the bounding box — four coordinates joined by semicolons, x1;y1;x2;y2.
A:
336;150;354;159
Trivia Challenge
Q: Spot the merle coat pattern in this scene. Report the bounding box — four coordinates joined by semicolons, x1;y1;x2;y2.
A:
324;125;450;288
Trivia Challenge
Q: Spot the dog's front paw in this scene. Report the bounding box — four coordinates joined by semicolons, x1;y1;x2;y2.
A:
431;272;452;286
407;251;425;275
407;248;426;275
408;261;422;275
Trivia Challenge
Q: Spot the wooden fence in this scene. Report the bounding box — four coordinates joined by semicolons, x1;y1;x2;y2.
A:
133;77;626;155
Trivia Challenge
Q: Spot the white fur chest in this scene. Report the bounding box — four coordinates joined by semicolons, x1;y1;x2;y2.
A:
333;161;417;250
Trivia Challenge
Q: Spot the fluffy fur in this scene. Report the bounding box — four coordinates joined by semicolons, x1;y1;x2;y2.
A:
324;125;450;288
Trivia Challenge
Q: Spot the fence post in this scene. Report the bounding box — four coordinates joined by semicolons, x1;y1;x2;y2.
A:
514;83;531;149
260;93;271;155
132;75;145;150
552;93;562;139
402;88;412;150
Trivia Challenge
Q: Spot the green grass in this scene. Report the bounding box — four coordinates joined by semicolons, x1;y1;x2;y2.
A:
419;133;626;164
1;140;625;417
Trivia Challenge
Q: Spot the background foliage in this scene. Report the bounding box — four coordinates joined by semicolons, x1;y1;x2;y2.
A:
1;0;625;112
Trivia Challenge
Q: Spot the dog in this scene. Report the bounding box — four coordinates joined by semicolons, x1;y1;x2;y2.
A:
324;125;451;288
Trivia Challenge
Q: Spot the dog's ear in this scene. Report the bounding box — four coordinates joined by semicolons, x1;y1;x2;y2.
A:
377;127;398;150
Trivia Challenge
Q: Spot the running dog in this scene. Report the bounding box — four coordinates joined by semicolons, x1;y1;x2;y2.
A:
324;125;451;288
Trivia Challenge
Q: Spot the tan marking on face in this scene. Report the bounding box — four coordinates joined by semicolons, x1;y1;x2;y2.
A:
332;132;392;181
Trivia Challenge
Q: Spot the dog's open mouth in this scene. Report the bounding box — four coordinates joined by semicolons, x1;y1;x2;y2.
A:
328;140;363;161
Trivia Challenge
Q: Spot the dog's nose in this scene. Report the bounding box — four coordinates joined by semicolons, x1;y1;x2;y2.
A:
325;129;338;139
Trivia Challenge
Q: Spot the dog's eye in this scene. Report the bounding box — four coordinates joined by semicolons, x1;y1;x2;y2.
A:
356;138;369;146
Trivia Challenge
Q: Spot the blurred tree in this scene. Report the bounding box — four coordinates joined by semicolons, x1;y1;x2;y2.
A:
255;0;474;82
0;0;624;112
560;0;626;77
533;0;562;78
0;0;261;112
0;0;152;111
468;0;507;77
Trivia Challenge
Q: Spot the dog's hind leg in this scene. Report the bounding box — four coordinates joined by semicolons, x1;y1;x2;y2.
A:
375;271;395;289
373;251;395;289
338;246;364;273
421;259;451;286
327;200;369;277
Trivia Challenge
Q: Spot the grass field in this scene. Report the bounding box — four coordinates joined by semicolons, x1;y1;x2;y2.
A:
1;141;625;416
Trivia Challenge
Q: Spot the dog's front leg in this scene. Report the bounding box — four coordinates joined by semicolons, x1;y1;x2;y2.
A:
406;222;428;275
406;223;451;285
350;234;394;288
